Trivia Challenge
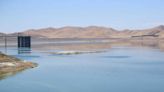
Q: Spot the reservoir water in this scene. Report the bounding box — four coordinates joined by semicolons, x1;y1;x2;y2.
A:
0;41;164;92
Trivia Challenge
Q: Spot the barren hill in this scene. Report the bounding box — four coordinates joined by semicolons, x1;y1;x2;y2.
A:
11;25;164;38
21;26;117;38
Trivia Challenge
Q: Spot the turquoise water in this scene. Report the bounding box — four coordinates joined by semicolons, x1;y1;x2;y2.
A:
0;47;164;92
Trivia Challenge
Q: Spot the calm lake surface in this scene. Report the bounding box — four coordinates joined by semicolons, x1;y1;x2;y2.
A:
0;41;164;92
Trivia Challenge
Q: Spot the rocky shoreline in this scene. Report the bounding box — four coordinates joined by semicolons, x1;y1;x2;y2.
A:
0;52;37;78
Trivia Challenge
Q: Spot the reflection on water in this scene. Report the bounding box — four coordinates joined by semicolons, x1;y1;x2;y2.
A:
0;70;24;80
16;48;40;60
0;39;164;92
1;39;164;51
18;48;31;54
28;39;164;52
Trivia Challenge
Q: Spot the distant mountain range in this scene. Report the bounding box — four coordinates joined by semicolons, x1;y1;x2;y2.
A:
4;25;164;38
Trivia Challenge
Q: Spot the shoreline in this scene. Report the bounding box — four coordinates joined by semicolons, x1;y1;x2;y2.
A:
0;52;37;79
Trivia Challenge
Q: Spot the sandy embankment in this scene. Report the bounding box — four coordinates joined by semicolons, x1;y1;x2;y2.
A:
0;52;37;76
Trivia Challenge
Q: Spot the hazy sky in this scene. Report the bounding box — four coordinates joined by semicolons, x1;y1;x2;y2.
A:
1;0;164;33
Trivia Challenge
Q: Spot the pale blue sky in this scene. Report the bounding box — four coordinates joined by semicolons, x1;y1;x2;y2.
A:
1;0;164;33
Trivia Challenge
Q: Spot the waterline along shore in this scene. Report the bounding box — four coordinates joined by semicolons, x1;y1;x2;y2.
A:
0;52;37;79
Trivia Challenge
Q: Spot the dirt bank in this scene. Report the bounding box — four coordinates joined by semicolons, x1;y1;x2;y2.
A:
0;52;37;77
